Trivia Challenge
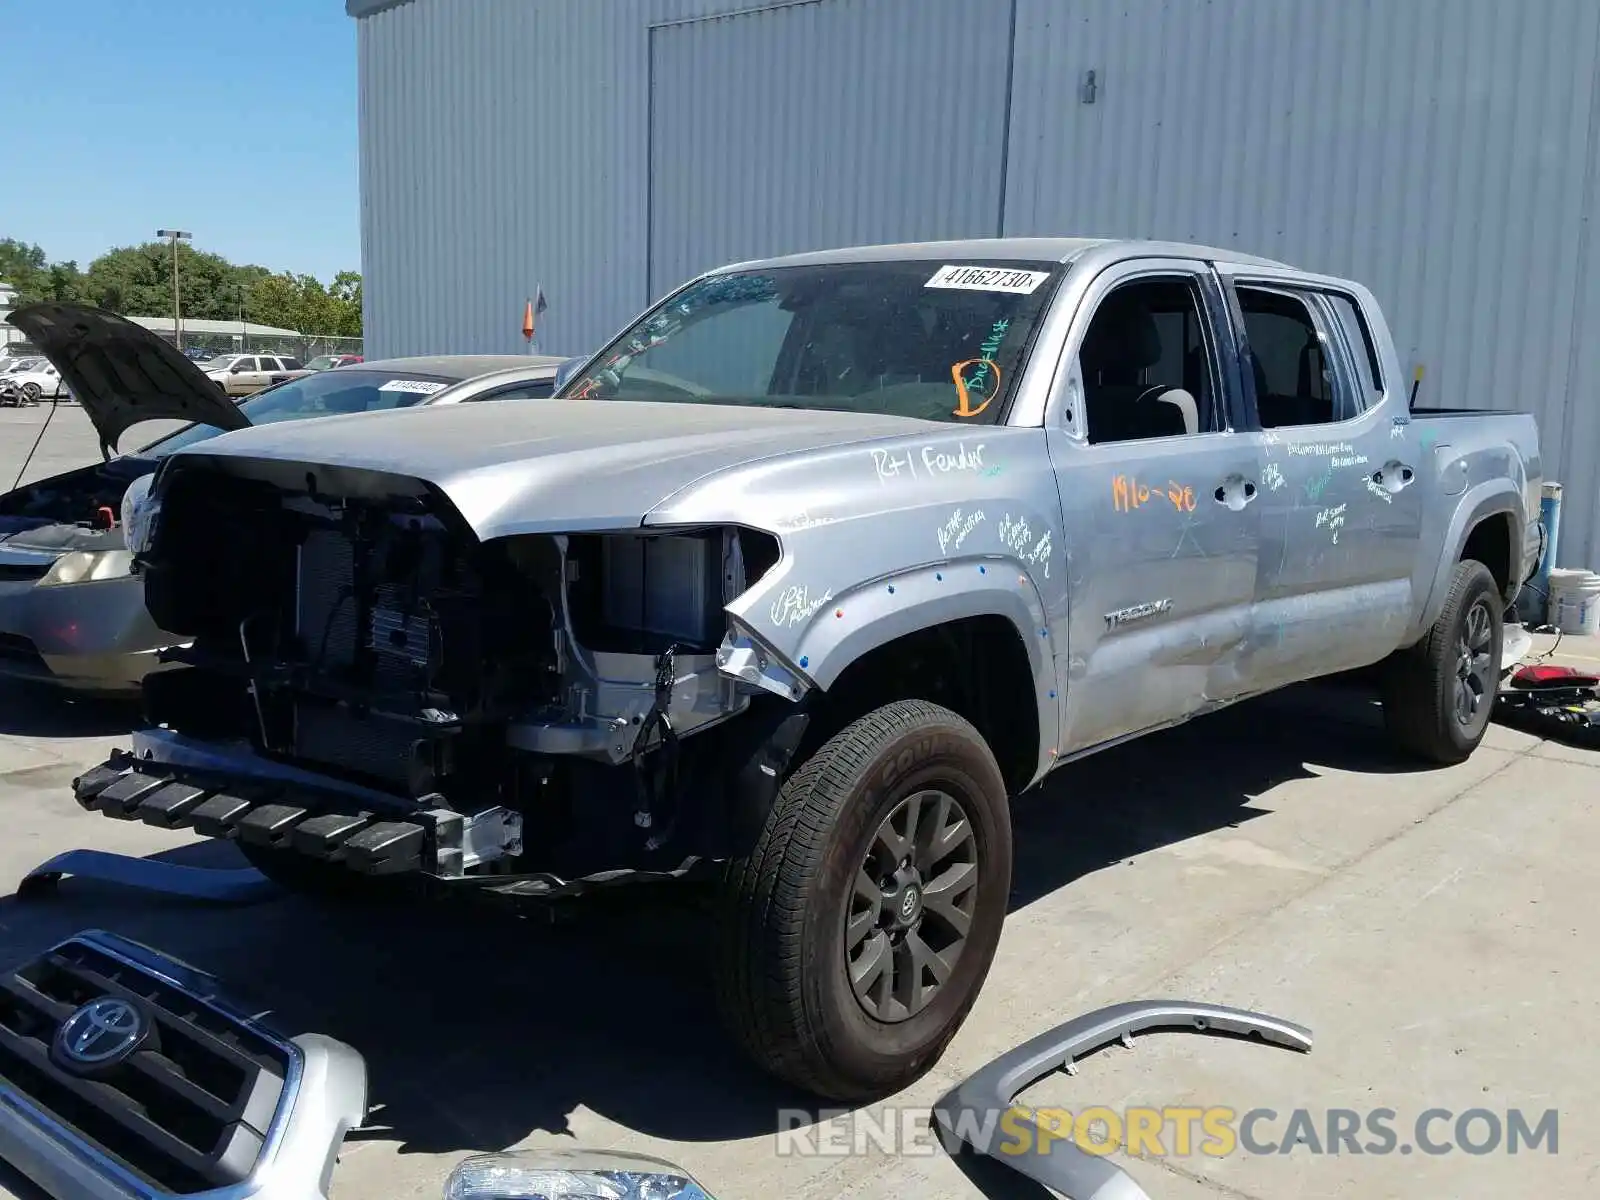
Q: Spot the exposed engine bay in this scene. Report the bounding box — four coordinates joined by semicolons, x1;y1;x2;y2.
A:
136;458;799;883
0;458;152;545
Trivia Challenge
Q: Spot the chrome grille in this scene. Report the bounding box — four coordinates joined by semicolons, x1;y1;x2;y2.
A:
0;937;292;1195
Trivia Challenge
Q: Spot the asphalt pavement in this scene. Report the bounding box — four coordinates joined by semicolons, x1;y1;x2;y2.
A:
0;405;1595;1199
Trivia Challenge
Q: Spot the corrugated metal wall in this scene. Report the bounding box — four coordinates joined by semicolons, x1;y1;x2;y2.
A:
646;0;1012;292
356;0;1600;567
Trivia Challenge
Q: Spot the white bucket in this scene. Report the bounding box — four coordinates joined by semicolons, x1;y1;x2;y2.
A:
1548;568;1600;636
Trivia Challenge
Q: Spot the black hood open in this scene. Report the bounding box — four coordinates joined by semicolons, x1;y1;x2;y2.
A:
7;303;250;455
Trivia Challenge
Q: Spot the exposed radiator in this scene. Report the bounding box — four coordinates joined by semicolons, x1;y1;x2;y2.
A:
293;703;420;786
296;529;357;669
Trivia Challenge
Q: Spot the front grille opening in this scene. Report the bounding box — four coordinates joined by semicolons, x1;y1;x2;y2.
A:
107;1054;231;1156
152;1022;249;1105
0;940;294;1196
0;1044;215;1194
48;944;289;1075
23;956;111;1010
0;982;57;1043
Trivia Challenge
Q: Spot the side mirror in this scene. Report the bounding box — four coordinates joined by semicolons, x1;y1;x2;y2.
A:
552;355;588;394
231;364;246;373
443;1149;714;1200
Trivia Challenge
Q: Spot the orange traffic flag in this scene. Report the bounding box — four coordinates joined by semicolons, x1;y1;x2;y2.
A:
522;299;535;341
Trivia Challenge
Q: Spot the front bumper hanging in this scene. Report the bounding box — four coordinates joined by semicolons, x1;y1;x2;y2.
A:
69;748;506;881
64;742;702;902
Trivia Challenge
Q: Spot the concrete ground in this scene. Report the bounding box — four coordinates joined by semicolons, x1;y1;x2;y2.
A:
1;405;1597;1199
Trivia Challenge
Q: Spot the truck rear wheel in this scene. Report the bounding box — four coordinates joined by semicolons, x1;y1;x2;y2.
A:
714;699;1013;1102
1381;558;1503;764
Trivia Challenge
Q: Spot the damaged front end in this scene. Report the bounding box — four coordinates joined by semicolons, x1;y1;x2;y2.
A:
79;455;811;895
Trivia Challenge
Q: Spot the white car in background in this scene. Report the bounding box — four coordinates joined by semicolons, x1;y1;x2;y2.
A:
198;352;313;397
0;357;71;405
0;301;570;693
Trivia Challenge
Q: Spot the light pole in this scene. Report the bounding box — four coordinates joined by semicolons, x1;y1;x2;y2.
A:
156;229;191;350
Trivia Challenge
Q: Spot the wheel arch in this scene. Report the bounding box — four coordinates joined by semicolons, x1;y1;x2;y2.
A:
788;565;1059;792
1410;483;1524;642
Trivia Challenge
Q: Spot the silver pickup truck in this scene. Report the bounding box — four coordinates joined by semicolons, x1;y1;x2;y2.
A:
70;237;1539;1107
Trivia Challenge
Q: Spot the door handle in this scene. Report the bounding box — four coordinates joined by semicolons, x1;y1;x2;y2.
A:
1372;460;1415;492
1213;475;1258;511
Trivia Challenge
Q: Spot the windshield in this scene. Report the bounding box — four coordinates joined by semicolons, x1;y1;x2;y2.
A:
8;358;41;372
304;356;337;370
198;355;237;371
136;368;460;457
559;259;1065;424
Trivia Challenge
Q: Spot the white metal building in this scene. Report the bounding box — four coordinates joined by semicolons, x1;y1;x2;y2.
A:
348;0;1600;569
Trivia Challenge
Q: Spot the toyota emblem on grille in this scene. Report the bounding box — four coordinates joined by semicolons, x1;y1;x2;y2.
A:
54;997;146;1069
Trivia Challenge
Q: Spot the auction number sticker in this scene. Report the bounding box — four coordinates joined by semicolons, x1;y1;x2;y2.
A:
925;264;1051;294
377;379;450;394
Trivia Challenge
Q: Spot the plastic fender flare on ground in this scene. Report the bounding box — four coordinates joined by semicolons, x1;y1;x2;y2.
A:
933;1000;1313;1200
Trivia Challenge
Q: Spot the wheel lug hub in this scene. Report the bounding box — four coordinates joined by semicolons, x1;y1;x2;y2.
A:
883;863;924;931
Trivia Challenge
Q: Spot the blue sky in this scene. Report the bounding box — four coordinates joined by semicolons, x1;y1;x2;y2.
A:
6;0;359;281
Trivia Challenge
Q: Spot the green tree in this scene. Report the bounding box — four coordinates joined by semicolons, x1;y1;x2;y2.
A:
328;271;363;336
82;242;250;321
2;234;361;335
243;272;304;331
44;262;86;303
0;238;50;302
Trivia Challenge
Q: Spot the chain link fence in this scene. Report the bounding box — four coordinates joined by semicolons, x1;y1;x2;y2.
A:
177;332;366;361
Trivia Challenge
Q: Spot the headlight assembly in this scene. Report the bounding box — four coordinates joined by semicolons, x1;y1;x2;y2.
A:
442;1150;714;1200
40;549;134;587
120;472;161;555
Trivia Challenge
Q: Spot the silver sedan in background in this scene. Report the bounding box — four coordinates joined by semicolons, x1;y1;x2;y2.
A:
0;302;568;694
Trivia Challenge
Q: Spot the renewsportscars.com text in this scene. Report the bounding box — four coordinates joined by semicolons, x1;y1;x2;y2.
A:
776;1105;1559;1158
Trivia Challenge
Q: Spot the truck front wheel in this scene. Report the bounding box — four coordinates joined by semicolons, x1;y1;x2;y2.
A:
715;699;1013;1102
1381;558;1504;764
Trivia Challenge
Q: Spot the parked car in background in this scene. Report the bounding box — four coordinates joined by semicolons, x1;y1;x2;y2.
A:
181;346;216;362
304;353;364;370
198;352;313;397
0;301;568;693
0;357;70;404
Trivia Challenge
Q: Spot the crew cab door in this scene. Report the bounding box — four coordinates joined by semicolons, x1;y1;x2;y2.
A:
1049;260;1265;752
1217;268;1424;687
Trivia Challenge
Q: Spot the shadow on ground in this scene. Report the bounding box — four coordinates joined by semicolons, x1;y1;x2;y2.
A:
0;679;140;739
0;682;1432;1166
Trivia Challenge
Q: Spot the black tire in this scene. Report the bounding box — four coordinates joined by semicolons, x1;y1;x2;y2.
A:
20;383;41;404
715;699;1013;1102
236;840;411;903
1381;558;1504;764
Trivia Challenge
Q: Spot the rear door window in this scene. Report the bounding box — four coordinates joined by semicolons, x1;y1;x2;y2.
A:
1235;286;1363;427
1323;294;1383;407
